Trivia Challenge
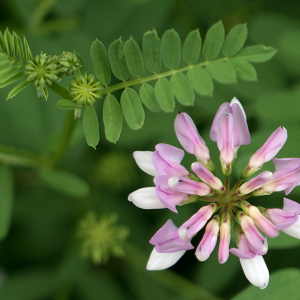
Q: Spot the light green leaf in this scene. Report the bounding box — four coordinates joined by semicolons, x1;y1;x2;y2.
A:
0;166;13;240
223;23;248;57
83;105;100;149
202;20;225;60
187;66;214;96
170;72;195;106
206;60;237;84
124;37;145;77
103;94;123;143
228;57;257;81
75;52;86;75
4;28;14;54
139;83;161;112
232;269;300;300
235;45;277;62
90;39;111;86
13;32;19;57
183;29;202;64
23;36;33;62
0;71;25;88
0;65;19;84
155;77;175;112
121;88;145;130
108;39;130;81
16;35;24;61
0;53;7;63
161;29;181;69
55;100;83;110
0;31;5;51
39;169;90;197
142;29;162;73
6;79;31;100
0;61;13;73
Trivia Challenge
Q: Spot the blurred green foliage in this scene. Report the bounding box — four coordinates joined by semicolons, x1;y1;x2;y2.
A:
0;0;300;299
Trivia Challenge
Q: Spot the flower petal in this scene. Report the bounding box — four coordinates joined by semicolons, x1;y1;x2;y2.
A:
133;151;158;176
128;187;166;209
146;247;186;270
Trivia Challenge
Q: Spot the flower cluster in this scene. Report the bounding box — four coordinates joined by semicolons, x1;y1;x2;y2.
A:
128;98;300;289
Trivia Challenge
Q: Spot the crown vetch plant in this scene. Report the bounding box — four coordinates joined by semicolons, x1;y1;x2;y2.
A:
129;98;300;289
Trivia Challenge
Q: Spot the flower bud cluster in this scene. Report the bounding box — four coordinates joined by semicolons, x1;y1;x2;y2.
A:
25;51;82;99
70;73;103;106
129;97;300;289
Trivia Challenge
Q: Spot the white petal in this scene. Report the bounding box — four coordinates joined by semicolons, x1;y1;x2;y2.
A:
133;151;158;176
240;256;269;289
282;219;300;238
146;247;185;270
128;187;166;209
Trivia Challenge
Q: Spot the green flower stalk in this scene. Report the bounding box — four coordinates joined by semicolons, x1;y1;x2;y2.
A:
25;53;59;98
70;73;103;106
78;212;129;264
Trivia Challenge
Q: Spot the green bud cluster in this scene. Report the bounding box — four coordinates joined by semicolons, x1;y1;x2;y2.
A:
70;73;103;106
78;212;129;264
55;51;81;76
25;53;59;98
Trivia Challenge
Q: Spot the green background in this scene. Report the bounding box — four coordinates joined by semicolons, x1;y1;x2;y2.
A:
0;0;300;299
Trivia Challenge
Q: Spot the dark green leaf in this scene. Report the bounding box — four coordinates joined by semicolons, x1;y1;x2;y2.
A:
0;61;13;73
202;20;225;60
228;58;257;81
235;45;277;62
187;66;213;96
223;23;248;57
142;29;162;73
206;61;237;84
124;37;145;77
0;31;5;51
83;105;100;149
108;39;130;81
90;39;111;85
39;169;90;197
183;29;202;64
23;36;33;62
4;28;14;54
6;79;31;100
0;71;25;88
232;269;300;300
161;29;181;69
154;77;175;112
170;72;195;106
75;52;86;75
55;100;83;110
0;166;13;240
0;65;19;84
103;94;123;143
121;88;145;130
0;270;53;300
139;83;161;112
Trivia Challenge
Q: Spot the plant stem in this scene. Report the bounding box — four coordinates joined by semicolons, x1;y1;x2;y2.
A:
124;243;223;300
50;110;77;167
0;145;41;168
99;57;228;97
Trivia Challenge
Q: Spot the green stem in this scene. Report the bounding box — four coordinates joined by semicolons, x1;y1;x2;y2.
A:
124;243;223;300
49;81;73;100
0;145;41;168
99;57;228;97
50;110;77;167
